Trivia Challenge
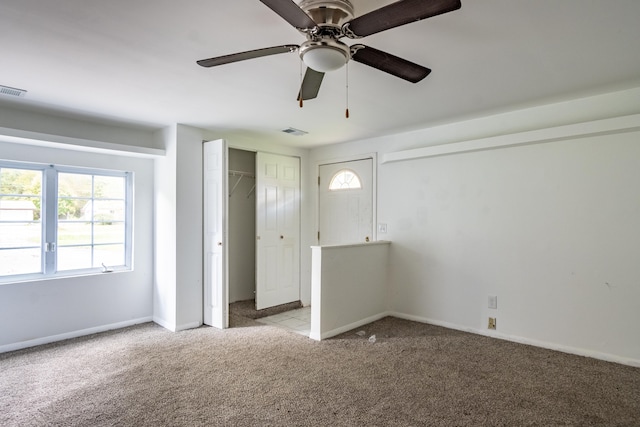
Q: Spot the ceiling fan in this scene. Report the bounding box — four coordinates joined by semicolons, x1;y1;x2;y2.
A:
197;0;462;103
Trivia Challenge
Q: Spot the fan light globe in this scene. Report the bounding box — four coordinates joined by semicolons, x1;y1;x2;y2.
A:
300;41;350;73
302;47;347;72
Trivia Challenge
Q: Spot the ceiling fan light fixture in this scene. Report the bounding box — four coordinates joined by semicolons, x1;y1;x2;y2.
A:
299;40;349;73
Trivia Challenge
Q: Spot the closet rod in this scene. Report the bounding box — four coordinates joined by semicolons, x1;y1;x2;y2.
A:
228;169;255;178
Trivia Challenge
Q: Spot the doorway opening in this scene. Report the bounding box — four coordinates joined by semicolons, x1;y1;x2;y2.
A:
227;148;256;306
227;148;305;330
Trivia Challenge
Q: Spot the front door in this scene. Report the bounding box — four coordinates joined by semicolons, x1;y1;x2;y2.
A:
318;158;373;246
255;152;301;310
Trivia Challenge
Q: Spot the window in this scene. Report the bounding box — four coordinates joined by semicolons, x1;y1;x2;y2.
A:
328;169;362;191
0;161;133;281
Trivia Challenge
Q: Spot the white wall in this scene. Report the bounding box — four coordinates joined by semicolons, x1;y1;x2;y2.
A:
152;125;177;330
383;131;640;363
309;86;640;366
0;104;156;149
153;124;205;331
310;241;390;340
0;138;155;352
175;125;204;330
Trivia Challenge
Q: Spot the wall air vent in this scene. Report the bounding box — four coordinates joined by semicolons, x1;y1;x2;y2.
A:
282;127;308;136
0;85;27;97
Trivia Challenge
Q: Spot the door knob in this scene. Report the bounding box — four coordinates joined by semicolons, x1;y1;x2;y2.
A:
365;236;370;242
217;242;222;246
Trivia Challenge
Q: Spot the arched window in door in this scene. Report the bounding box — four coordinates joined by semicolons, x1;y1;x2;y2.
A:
328;169;362;191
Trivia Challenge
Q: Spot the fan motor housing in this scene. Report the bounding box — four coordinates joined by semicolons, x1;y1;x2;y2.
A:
299;0;354;29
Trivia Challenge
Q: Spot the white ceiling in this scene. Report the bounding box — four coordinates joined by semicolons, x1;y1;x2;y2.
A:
1;0;639;148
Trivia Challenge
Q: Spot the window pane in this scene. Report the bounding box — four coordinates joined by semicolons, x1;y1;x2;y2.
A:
56;172;128;272
58;222;92;246
329;169;362;191
0;196;40;221
94;244;125;268
94;176;125;199
0;168;41;196
58;197;88;220
94;222;124;244
0;248;41;275
93;200;125;222
0;222;41;249
57;246;91;271
0;167;43;278
58;173;92;198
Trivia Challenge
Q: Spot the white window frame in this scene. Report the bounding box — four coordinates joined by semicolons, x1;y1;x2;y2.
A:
0;160;133;283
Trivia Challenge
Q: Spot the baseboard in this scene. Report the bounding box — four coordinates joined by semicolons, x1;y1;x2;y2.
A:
175;321;202;332
311;311;393;341
152;317;201;332
0;316;153;354
152;315;176;331
390;312;640;368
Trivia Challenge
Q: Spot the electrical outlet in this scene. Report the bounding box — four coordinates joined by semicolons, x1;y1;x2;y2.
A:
488;317;496;330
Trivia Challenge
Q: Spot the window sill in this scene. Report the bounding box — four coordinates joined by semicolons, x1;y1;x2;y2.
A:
0;268;132;285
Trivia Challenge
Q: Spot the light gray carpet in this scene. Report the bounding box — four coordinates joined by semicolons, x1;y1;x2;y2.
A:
1;315;639;426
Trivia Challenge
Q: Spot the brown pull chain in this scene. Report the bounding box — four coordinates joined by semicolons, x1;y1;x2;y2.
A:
345;62;349;119
299;58;304;108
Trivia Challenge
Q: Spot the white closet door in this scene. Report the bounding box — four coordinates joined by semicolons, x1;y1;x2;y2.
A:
203;140;228;328
255;152;300;310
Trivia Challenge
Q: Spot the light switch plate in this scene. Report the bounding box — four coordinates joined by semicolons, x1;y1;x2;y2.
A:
488;295;497;309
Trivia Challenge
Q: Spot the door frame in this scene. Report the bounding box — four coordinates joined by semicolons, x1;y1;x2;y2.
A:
315;153;377;245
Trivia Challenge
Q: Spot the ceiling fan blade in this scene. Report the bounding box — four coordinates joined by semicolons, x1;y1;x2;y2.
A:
197;45;299;67
344;0;461;38
260;0;318;31
351;45;431;83
297;67;325;101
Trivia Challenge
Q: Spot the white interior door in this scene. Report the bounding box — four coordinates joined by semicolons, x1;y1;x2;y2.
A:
319;158;373;246
203;140;228;328
255;152;300;310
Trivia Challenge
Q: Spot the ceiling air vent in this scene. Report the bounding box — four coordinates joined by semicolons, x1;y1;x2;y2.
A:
282;127;308;136
0;85;27;97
